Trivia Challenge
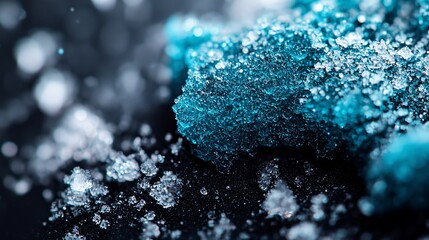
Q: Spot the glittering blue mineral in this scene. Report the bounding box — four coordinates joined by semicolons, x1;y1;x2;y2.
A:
170;0;429;212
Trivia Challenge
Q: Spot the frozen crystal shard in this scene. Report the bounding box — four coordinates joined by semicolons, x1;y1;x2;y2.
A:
106;152;141;182
262;181;299;219
149;171;182;208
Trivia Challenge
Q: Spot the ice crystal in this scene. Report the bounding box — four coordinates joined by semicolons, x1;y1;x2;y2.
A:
262;181;299;219
62;167;108;207
200;187;208;196
63;226;86;240
258;162;280;192
106;152;141;182
149;171;182;208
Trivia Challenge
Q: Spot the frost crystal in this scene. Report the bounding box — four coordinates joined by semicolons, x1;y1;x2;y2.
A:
106;152;141;182
149;171;182;208
262;181;299;219
62;167;108;207
63;226;86;240
258;162;279;192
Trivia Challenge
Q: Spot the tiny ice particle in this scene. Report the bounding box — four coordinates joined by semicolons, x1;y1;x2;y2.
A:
149;171;182;208
64;226;86;240
397;46;412;60
58;48;64;55
136;151;162;177
262;181;299;219
107;152;141;182
258;162;279;192
287;222;318;240
99;220;110;229
144;210;156;221
200;187;208;196
62;167;108;207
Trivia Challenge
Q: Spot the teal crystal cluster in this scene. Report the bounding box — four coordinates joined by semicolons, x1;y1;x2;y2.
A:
168;0;429;212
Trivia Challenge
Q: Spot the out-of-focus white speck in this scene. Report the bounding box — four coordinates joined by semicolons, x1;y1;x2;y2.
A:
34;69;75;115
14;31;57;75
91;0;117;12
0;1;25;30
1;141;18;158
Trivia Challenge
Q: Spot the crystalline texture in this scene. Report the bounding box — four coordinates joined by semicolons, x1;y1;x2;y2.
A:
106;152;141;182
171;0;429;211
149;171;182;208
262;181;299;219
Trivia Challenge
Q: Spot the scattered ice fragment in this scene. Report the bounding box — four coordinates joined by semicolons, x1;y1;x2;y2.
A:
62;167;108;207
287;222;319;240
397;47;412;60
149;171;182;208
99;220;110;229
144;210;156;221
136;151;163;177
58;48;64;55
200;187;208;196
262;181;299;219
135;199;146;211
258;162;279;192
64;226;86;240
106;152;141;182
